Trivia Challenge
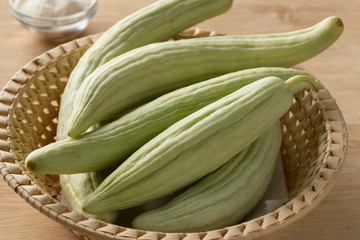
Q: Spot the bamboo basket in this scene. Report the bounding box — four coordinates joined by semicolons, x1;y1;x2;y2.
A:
0;29;348;240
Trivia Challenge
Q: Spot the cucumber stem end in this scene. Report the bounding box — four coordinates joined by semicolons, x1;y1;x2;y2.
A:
286;75;318;94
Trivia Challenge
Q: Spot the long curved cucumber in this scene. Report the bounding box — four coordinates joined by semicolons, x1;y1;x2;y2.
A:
67;16;343;137
56;0;234;222
57;0;233;139
81;75;317;214
132;122;282;233
26;67;307;174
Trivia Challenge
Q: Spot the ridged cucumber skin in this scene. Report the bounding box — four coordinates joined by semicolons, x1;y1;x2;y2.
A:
132;123;282;233
68;16;343;137
56;0;234;221
26;67;307;174
57;0;233;139
81;76;297;214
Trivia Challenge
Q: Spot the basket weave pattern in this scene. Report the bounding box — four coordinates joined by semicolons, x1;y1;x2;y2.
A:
0;29;347;240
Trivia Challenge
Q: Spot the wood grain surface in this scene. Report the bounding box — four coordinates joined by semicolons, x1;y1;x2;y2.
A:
0;0;359;239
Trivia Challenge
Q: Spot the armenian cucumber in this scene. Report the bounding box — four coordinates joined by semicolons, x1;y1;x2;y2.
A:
132;122;282;233
60;172;119;223
26;67;307;174
67;16;343;137
58;123;119;222
57;0;233;139
56;0;233;221
81;75;317;214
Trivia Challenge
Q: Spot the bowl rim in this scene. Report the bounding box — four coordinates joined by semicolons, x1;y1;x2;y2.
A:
8;0;98;23
0;30;348;240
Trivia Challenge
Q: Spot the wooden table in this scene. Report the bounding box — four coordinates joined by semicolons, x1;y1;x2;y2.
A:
0;0;359;239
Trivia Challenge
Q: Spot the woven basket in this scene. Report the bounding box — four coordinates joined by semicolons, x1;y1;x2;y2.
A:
0;29;348;240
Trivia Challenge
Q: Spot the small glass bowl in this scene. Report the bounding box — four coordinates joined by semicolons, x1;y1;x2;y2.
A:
9;0;98;42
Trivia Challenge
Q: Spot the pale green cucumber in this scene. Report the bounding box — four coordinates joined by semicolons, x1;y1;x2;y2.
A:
81;75;317;214
57;0;233;139
56;0;233;221
60;172;118;223
68;16;343;137
26;67;307;174
132;122;282;233
58;125;119;222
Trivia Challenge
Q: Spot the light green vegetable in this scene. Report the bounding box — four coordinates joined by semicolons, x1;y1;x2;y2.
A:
67;16;343;137
60;171;119;223
132;122;282;233
57;0;233;222
26;67;307;174
57;0;233;139
81;75;317;214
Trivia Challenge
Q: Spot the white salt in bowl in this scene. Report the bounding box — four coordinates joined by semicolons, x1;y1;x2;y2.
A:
9;0;97;42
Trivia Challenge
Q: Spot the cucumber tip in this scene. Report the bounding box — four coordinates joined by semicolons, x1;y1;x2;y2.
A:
26;160;36;171
335;17;343;27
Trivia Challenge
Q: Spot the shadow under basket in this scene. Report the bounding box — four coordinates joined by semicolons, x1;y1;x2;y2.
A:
0;29;348;240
